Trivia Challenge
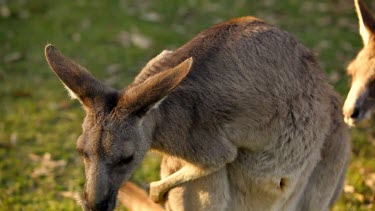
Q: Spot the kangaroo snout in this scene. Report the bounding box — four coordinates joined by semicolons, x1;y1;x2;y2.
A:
350;107;360;119
343;97;374;126
343;105;361;126
342;79;371;126
82;188;117;211
82;195;116;211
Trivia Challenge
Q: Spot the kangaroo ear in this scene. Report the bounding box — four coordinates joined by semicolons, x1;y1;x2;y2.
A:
132;50;174;86
45;44;119;111
355;0;375;46
119;57;193;113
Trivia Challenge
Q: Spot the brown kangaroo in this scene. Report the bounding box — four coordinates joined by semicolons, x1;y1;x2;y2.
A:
343;0;375;126
45;16;350;211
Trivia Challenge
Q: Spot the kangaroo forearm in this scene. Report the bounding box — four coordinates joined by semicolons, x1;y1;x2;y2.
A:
149;135;237;203
149;163;226;202
162;164;221;189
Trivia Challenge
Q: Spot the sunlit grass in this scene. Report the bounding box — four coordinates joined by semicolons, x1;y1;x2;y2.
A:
1;0;374;210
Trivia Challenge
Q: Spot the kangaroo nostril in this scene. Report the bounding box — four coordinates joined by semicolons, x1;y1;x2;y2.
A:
95;199;110;211
351;107;360;119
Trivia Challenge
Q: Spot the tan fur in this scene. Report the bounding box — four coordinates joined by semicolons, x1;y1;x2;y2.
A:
343;0;375;125
118;182;163;211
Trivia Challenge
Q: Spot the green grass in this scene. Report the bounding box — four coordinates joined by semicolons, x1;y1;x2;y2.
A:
0;0;374;210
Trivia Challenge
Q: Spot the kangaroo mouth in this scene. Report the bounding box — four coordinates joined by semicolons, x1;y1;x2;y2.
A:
344;99;375;127
81;190;118;211
344;110;371;127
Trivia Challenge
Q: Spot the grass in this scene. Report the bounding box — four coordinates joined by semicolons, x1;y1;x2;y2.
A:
0;0;374;210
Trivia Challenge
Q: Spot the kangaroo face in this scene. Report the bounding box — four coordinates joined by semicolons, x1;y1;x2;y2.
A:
343;0;375;126
344;46;375;125
78;112;149;211
45;44;192;210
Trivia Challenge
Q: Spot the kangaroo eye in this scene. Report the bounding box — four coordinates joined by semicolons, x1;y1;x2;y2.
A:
116;155;134;166
77;148;89;159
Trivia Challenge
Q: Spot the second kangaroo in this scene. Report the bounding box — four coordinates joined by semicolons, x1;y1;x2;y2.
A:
46;16;350;211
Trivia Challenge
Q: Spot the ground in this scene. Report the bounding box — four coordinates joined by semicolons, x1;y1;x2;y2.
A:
0;0;374;210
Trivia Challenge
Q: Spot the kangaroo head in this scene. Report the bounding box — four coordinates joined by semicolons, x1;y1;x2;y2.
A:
45;45;192;211
343;0;375;126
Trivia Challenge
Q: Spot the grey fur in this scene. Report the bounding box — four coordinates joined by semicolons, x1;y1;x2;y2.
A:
45;16;350;211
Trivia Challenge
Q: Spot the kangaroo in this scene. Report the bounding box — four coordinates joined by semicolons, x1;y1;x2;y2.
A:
118;182;164;211
45;16;350;211
343;0;375;126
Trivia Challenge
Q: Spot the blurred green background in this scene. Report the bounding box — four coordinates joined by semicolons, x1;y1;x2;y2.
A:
1;0;374;210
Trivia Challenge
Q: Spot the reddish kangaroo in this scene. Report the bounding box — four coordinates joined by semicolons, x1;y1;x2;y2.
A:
45;15;350;211
344;0;375;125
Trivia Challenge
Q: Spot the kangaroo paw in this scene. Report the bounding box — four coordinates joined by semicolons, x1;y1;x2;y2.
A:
149;181;168;203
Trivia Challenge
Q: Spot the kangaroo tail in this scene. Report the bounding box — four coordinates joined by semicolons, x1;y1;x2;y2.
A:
118;182;165;211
